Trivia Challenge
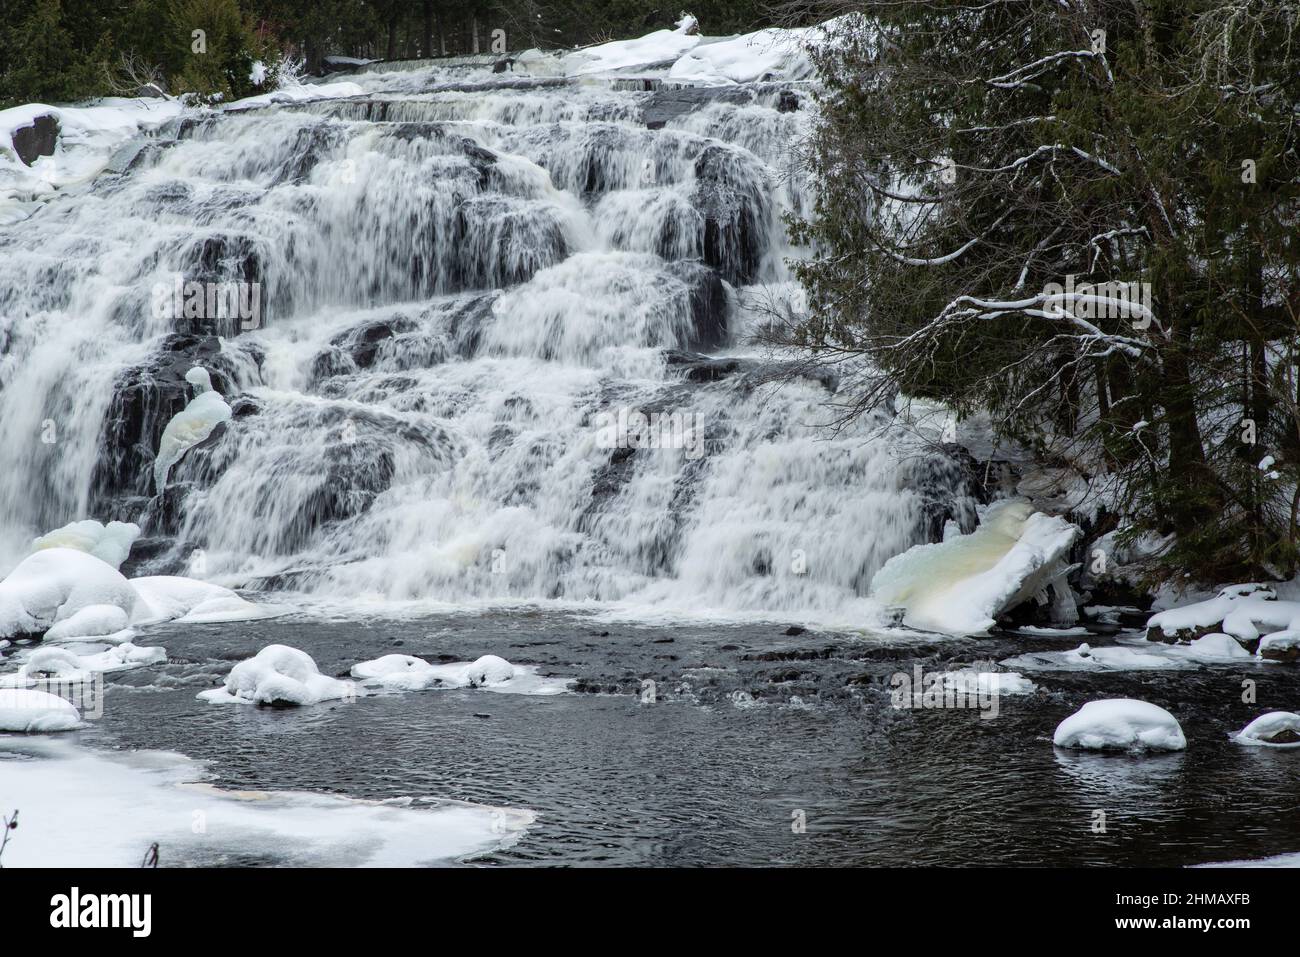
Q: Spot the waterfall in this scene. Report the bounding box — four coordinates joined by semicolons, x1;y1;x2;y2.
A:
0;53;976;625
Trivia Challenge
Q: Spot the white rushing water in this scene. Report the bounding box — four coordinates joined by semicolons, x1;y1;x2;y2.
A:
0;42;975;626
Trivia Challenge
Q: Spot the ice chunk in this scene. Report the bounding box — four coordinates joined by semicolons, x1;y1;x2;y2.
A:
153;366;232;492
130;575;268;625
198;644;356;707
869;501;1081;635
1231;711;1300;748
351;653;570;696
1053;698;1186;751
0;642;164;688
31;519;141;569
0;738;534;866
0;688;81;732
0;548;139;639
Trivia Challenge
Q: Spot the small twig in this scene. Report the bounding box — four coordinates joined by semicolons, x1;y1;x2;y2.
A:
0;810;18;867
141;842;159;868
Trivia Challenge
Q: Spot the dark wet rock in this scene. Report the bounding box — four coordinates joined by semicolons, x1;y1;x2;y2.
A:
492;58;515;74
691;144;769;285
642;85;750;129
91;334;238;503
136;82;168;99
666;261;731;350
12;114;59;166
783;626;806;636
663;350;745;382
776;90;800;113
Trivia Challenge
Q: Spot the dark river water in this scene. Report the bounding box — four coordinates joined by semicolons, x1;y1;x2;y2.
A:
33;609;1300;866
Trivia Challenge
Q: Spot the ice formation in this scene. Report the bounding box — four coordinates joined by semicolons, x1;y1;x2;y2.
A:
869;501;1081;634
152;366;232;493
560;15;702;75
0;737;534;866
42;603;133;642
31;519;141;569
351;653;570;695
0;642;165;687
198;644;356;707
1231;711;1300;748
1052;698;1187;751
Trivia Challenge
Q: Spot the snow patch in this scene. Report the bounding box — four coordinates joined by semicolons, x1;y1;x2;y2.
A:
153;366;232;492
31;519;140;570
0;688;81;732
0;549;139;639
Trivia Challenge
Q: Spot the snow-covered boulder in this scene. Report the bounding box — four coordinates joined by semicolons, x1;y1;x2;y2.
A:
31;519;141;569
1258;630;1300;663
1053;698;1186;752
1231;712;1300;748
43;604;132;642
1146;584;1299;649
153;366;232;492
199;644;355;707
0;548;139;639
351;653;570;695
0;643;164;688
0;688;81;732
130;576;266;625
869;501;1081;635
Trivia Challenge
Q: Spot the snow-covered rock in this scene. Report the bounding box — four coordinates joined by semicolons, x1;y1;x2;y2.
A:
153;366;232;492
1258;630;1300;662
198;644;356;707
130;575;266;625
0;688;81;732
0;548;139;639
1053;698;1186;751
43;603;132;641
31;519;141;569
0;642;165;687
1002;634;1252;672
1146;584;1299;647
1231;711;1300;748
869;501;1081;635
351;653;570;695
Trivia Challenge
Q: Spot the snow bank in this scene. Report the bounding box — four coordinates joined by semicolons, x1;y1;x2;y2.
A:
153;366;232;492
1053;699;1186;751
869;501;1080;635
224;78;366;111
0;548;139;639
130;575;267;625
667;26;813;85
0;688;81;732
0;737;534;866
1231;711;1300;748
351;653;570;696
0;99;184;220
561;15;702;76
199;644;356;707
31;519;140;569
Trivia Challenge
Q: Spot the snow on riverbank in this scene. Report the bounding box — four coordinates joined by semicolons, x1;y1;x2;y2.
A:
0;737;534;866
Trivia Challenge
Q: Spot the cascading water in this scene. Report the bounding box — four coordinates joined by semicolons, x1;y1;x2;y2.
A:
0;52;976;625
